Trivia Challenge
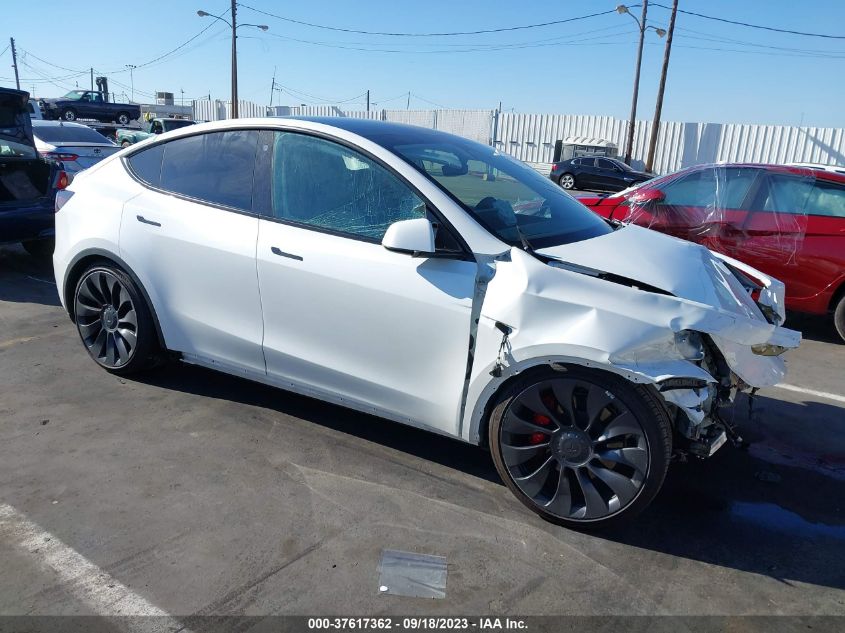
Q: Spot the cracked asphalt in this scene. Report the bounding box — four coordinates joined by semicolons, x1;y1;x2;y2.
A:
0;243;843;620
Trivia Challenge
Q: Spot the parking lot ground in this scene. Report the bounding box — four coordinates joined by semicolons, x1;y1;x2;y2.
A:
1;244;844;620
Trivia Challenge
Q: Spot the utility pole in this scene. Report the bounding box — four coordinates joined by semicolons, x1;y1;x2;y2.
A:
9;38;20;90
125;64;137;102
90;67;94;91
645;0;678;173
625;1;647;165
406;91;410;110
231;0;238;118
181;88;185;108
366;89;370;113
269;66;276;107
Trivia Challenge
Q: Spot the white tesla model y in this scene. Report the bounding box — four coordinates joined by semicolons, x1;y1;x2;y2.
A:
53;118;800;528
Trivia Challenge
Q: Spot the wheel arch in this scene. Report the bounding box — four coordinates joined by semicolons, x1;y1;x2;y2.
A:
63;248;167;350
828;276;845;312
465;355;688;447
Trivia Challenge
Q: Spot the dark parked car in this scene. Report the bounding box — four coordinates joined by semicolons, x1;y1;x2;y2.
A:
577;163;845;341
550;156;653;192
39;90;141;125
1;87;68;258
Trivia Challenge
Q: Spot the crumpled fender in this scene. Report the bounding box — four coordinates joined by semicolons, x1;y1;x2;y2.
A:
460;247;798;443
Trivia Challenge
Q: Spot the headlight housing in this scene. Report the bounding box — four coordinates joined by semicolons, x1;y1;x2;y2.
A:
674;330;705;361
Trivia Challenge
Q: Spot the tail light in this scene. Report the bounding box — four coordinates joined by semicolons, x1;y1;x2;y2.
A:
55;189;74;213
41;151;79;162
56;171;70;190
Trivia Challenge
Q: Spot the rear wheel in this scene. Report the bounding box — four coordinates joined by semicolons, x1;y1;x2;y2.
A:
559;173;576;190
61;108;77;121
73;264;161;375
121;140;131;148
116;112;131;125
834;294;845;343
488;366;672;529
22;238;54;260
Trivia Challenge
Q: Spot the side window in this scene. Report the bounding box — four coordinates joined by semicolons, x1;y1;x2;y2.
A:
760;174;813;215
597;158;616;171
160;130;258;211
150;121;163;134
126;143;164;187
806;180;845;218
265;132;426;241
662;168;756;209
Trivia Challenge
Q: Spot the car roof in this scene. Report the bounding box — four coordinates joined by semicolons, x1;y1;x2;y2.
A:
662;162;845;186
32;120;89;128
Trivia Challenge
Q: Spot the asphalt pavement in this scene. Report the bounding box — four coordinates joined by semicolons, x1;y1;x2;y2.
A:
0;243;843;621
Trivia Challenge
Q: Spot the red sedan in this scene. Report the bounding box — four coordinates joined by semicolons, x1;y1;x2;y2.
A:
575;163;845;341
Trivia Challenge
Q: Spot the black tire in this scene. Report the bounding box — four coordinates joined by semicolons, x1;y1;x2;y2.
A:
22;238;54;260
61;108;77;121
121;140;132;148
488;366;672;530
834;294;845;343
116;112;131;125
558;173;576;190
73;264;162;375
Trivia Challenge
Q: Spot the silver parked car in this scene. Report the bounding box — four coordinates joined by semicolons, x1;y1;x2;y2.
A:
32;120;120;176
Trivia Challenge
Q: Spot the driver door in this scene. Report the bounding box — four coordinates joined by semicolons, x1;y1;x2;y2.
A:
254;130;478;434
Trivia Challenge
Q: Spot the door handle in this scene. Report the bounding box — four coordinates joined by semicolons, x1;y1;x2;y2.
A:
271;246;303;261
136;215;161;227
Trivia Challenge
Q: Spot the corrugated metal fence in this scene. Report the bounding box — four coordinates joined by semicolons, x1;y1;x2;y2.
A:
189;99;845;174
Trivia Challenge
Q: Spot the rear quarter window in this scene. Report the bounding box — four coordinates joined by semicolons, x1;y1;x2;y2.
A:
808;180;845;218
126;143;164;187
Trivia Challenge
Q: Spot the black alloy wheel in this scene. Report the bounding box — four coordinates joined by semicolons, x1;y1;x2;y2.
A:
489;367;672;529
73;265;161;374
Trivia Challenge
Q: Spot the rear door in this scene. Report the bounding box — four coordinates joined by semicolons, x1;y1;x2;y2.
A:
577;158;599;189
741;172;844;307
120;130;265;373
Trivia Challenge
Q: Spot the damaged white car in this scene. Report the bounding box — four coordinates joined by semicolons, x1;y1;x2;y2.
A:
53;118;801;528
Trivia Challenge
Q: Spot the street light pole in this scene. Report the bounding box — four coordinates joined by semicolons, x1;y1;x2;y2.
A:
620;2;648;165
198;8;268;120
645;0;678;173
230;0;238;118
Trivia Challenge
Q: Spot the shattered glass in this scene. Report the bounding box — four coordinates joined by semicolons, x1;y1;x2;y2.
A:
271;132;426;240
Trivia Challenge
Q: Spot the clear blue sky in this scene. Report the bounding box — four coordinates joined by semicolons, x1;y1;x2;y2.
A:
3;1;845;127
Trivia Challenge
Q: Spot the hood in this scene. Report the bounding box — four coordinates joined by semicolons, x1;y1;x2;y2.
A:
0;88;35;150
536;224;775;325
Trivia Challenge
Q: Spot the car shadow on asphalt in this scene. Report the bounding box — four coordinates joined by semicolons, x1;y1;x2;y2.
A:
136;364;845;591
786;311;842;345
0;245;61;307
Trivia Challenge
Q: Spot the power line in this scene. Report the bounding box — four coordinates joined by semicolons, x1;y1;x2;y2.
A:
239;2;620;37
674;28;845;58
266;29;637;54
652;3;845;40
411;93;449;108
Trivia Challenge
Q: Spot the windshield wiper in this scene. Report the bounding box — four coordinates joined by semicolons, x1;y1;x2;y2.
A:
512;221;535;253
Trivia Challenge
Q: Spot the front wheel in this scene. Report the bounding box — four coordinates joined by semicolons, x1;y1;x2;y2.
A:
558;173;576;190
116;112;131;125
61;108;77;121
121;140;131;148
834;294;845;343
488;366;672;529
73;264;162;375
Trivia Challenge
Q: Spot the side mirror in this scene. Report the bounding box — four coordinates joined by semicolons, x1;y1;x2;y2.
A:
629;188;666;204
382;218;435;256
